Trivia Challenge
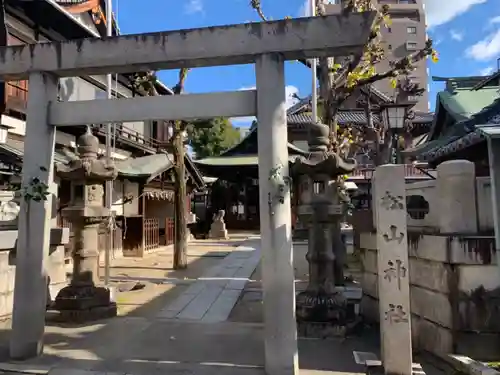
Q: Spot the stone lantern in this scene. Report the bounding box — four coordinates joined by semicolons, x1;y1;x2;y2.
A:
53;127;118;321
291;121;356;336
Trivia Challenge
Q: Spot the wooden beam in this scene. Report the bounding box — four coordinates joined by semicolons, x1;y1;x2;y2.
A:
49;90;256;126
57;0;99;14
0;13;376;79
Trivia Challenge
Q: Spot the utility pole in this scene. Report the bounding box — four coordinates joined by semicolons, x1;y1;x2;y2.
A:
104;0;113;286
310;0;318;124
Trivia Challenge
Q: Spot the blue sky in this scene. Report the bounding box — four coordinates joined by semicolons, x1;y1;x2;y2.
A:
114;0;500;126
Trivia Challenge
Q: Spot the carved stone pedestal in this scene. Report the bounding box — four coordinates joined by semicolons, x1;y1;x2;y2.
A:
53;220;116;322
53;286;117;323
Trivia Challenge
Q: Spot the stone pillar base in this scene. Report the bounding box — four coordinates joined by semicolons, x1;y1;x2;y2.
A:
52;284;117;323
209;230;229;240
296;289;361;338
365;361;426;375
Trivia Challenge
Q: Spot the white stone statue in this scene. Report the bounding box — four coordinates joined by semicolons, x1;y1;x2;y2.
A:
208;209;229;240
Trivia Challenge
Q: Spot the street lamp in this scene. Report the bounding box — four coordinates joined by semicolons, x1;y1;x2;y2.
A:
380;102;408;131
380;103;410;164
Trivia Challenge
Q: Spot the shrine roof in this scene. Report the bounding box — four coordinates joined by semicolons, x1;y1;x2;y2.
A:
116;154;172;179
435;87;499;122
405;86;500;163
117;153;204;188
287;111;381;127
286;85;392;116
287;108;433;130
194;128;307;180
196;154;302;167
215;128;307;157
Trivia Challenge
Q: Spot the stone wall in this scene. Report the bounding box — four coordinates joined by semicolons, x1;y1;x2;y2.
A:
0;228;69;321
357;160;500;361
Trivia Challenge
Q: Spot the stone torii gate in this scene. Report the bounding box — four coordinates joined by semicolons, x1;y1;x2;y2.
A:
0;13;374;375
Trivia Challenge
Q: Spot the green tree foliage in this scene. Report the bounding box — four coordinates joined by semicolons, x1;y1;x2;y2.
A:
187;117;241;159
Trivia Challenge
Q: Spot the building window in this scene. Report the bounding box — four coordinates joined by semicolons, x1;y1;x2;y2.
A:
407;26;417;34
406;41;418;51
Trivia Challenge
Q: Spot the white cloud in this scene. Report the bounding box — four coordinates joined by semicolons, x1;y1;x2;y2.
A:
450;29;464;41
184;0;203;15
490;15;500;25
466;29;500;61
479;66;495;75
424;0;487;28
231;85;300;126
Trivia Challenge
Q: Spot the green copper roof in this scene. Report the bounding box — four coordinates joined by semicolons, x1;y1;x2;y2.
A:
196;154;301;166
219;128;307;157
438;87;500;121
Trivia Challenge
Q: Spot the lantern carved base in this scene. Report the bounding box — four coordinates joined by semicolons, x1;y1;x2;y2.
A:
296;290;360;338
53;284;117;323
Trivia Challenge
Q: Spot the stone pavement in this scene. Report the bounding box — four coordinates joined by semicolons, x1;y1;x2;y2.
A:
156;240;260;322
0;236;449;375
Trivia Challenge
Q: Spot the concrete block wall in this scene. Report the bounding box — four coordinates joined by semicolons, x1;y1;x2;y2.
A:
359;232;499;360
357;160;500;361
0;228;69;321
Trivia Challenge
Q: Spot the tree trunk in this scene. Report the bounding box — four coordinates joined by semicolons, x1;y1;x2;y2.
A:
361;89;383;166
375;126;392;166
173;126;188;269
0;0;7;115
318;57;335;135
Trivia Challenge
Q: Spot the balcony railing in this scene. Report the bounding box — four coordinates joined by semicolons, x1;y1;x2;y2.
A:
4;81;170;152
349;164;433;180
92;123;161;151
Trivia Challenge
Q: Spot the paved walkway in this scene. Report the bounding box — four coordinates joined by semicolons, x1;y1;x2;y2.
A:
156;239;260;322
0;236;449;375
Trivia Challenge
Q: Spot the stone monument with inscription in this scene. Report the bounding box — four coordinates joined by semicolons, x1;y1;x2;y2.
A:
291;120;357;337
209;209;229;240
367;164;418;375
52;127;118;322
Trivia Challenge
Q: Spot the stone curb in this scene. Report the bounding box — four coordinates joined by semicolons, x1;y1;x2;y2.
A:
0;363;127;375
0;362;51;374
444;354;500;375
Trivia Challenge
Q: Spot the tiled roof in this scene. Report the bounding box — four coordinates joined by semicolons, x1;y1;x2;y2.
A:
286;85;393;116
287;97;311;115
360;85;392;103
412;111;434;123
420;130;485;162
418;104;500;162
287;111;381;127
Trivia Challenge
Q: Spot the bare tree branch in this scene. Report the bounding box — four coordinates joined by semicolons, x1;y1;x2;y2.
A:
348;39;433;90
249;0;437;164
